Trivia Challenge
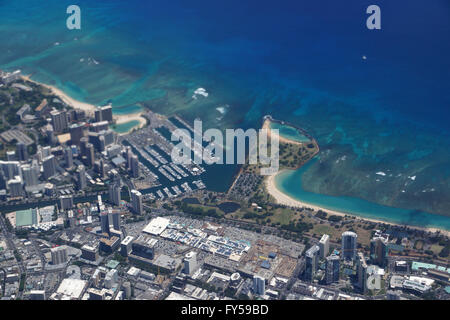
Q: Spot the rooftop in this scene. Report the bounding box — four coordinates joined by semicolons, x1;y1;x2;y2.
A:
55;279;87;300
105;260;120;269
15;209;37;227
143;217;170;235
412;261;450;274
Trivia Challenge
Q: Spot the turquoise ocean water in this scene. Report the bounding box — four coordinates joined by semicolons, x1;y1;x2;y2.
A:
270;122;311;143
1;0;450;229
111;120;140;134
276;159;450;230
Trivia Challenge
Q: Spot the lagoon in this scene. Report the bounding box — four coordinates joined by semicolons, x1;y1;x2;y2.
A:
111;120;140;134
275;160;450;231
270;122;311;143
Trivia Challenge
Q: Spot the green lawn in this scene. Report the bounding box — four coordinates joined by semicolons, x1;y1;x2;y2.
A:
270;208;295;225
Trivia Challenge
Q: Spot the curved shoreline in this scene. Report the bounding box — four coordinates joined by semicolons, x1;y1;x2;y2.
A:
21;75;147;132
262;117;303;146
265;172;450;237
113;114;147;135
262;116;449;236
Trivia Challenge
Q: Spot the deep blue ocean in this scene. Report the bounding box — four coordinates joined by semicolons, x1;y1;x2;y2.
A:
1;0;450;228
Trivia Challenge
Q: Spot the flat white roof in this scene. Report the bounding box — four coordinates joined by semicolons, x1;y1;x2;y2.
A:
165;292;194;300
121;236;134;246
56;279;87;299
143;217;170;235
127;266;141;277
81;245;96;251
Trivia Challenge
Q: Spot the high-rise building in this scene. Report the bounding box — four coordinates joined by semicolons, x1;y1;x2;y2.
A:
101;105;113;122
44;183;55;197
51;246;68;265
341;231;358;261
184;251;198;275
104;269;118;289
370;236;389;267
85;143;95;167
38;146;51;161
0;171;6;190
325;254;340;284
99;236;120;254
50;110;68;133
69;123;86;145
7;176;23;197
304;245;320;282
76;165;87;190
46;125;56;146
109;183;121;206
94;109;102;123
88;132;104;152
111;210;121;231
88;130;115;152
80;137;89;156
90;121;109;133
130;154;139;178
0;160;20;180
59;195;74;211
131;189;143;215
100;210;110;235
122;282;132;299
110;228;122;241
357;252;368;294
131;235;157;260
81;245;98;262
64;146;74;169
31;160;40;177
253;275;265;296
16;142;28;161
6;151;16;161
74;109;85;121
95;159;107;178
95;105;113;123
42;155;57;180
319;234;330;259
21;164;39;187
100;159;107;177
125;147;133;169
120;236;134;257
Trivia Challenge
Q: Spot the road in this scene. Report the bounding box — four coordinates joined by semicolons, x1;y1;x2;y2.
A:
0;267;6;296
0;213;26;298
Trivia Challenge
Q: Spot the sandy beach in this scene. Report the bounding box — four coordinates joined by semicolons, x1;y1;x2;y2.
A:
266;171;349;216
22;75;96;115
265;172;450;237
113;112;147;135
22;75;147;129
262;118;304;146
262;116;449;236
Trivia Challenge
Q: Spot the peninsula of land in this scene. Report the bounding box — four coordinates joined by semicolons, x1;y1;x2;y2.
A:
262;117;450;236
